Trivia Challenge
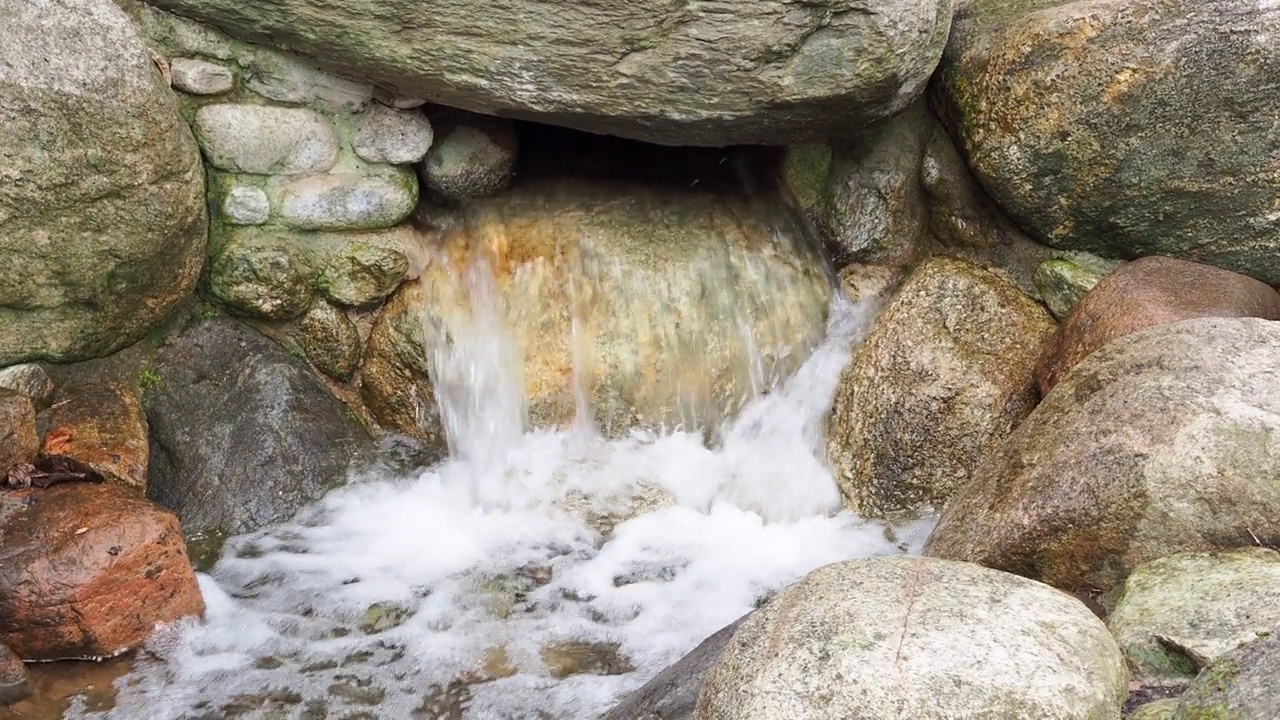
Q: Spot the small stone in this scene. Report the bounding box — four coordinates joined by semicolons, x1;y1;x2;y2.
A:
352;105;434;165
1033;254;1123;321
540;640;634;679
358;602;412;635
222;186;271;225
319;241;411;308
38;382;149;493
0;364;52;408
418;112;517;201
277;169;418;231
207;228;313;320
0;641;29;705
372;87;426;109
299;301;362;382
240;48;372;112
1129;698;1179;720
0;484;205;660
0;389;36;471
194;104;339;175
169;57;234;95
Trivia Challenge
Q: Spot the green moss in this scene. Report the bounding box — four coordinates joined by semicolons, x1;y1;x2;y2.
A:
137;368;164;393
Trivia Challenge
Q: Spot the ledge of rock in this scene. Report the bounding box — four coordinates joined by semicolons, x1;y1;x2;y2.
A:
0;483;204;661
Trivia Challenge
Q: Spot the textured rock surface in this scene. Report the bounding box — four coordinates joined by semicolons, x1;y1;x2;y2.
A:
141;0;954;145
145;316;371;536
1034;257;1280;396
169;56;233;94
38;382;149;492
925;318;1280;603
298;300;362;381
0;364;53;407
934;0;1280;284
419;110;517;202
0;642;30;705
0;483;205;661
826;257;1055;518
0;0;206;364
1108;549;1280;681
0;389;37;470
221;185;270;225
206;227;314;320
1169;632;1280;720
317;238;411;308
697;556;1127;719
276;168;417;230
362;179;831;447
193;103;338;175
1033;254;1122;321
352;104;434;164
602;616;748;720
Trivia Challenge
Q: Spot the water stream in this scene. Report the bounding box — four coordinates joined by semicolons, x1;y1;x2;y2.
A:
66;284;935;720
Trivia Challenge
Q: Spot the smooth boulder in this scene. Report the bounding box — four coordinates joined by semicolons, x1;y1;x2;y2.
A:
826;257;1055;518
926;318;1280;602
140;0;954;145
1034;256;1280;396
0;0;206;364
696;556;1127;719
0;483;205;661
934;0;1280;284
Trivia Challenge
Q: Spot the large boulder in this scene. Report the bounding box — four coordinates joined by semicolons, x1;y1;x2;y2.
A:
0;0;206;364
139;0;954;145
696;556;1128;719
362;179;831;448
925;318;1280;603
1107;549;1280;681
826;257;1055;518
1034;256;1280;396
0;483;205;661
1169;631;1280;720
145;316;373;536
934;0;1280;284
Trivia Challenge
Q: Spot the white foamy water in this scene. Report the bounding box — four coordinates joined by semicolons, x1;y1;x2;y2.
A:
72;291;935;720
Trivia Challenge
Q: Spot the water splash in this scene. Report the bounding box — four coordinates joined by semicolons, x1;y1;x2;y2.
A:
71;293;935;720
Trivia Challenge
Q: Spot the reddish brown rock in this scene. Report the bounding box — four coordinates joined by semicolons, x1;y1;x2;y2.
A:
1;389;37;471
38;382;148;492
0;483;204;661
0;641;30;705
1034;256;1280;396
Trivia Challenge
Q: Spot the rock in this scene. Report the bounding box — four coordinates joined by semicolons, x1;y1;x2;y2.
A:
1034;257;1280;397
602;616;747;720
1169;631;1280;720
419;111;516;202
38;382;148;492
837;264;903;306
145;316;371;536
0;364;54;407
1033;254;1123;322
352;105;434;165
298;301;362;381
206;227;314;320
372;87;426;109
0;642;30;705
0;0;206;365
170;57;234;94
238;46;372;111
1107;549;1280;681
0;483;205;661
141;0;954;146
0;390;37;470
318;239;410;308
118;0;236;60
277;168;418;231
221;185;271;225
919;119;1025;252
696;556;1128;719
826;257;1055;518
925;318;1280;603
361;180;831;447
934;0;1280;284
1129;699;1178;720
193;103;338;175
539;640;634;679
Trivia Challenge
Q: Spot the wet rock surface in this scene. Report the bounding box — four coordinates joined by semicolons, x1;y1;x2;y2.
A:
0;389;37;471
0;641;30;705
602;616;747;720
37;381;149;492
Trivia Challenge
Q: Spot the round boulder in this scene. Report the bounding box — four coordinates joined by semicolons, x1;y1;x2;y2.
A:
925;318;1280;603
0;0;207;364
696;556;1128;719
934;0;1280;284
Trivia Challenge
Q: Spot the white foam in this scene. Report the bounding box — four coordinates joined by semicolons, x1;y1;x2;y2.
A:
74;293;936;720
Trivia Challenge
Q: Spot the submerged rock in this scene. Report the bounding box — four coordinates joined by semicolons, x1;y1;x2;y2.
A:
696;556;1127;719
926;318;1280;603
826;257;1054;518
361;179;831;447
1;0;206;364
140;0;953;145
934;0;1280;284
0;483;205;661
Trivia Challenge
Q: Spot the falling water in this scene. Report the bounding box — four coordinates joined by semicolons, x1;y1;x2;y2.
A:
68;281;935;720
